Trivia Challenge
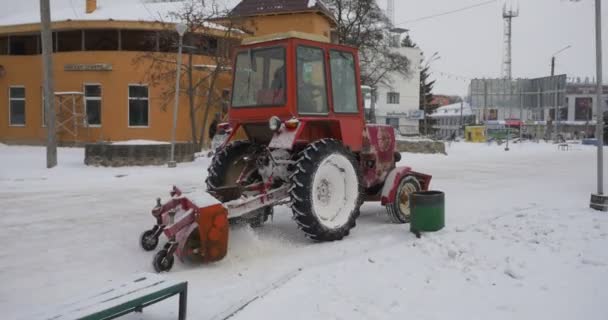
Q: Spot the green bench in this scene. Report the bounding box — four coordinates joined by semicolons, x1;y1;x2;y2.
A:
39;273;187;320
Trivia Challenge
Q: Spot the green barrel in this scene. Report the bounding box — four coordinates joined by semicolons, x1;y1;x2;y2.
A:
410;191;445;233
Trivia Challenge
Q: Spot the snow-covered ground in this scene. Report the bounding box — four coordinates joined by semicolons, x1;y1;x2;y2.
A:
1;142;607;319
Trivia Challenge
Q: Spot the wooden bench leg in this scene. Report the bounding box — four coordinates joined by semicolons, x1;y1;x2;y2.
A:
178;286;188;320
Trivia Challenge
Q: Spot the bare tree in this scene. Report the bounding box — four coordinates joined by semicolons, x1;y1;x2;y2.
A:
323;0;411;87
135;0;242;149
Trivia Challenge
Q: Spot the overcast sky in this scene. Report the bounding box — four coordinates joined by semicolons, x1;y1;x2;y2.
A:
383;0;608;96
3;0;606;96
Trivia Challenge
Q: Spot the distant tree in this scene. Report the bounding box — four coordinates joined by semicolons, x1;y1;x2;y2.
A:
135;0;241;149
420;65;437;134
323;0;411;87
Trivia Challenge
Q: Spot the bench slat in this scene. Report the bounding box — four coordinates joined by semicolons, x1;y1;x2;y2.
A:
38;273;186;320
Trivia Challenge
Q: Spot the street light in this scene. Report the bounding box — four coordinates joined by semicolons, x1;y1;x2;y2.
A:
588;0;607;211
168;22;188;168
550;45;571;141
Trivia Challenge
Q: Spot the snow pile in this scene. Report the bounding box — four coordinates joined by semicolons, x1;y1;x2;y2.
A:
1;142;607;319
111;139;170;145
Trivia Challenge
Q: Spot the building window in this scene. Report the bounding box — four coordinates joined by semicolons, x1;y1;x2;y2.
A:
0;36;8;55
85;30;119;51
8;35;39;55
386;117;399;128
57;30;82;52
122;30;157;51
387;92;400;104
575;97;592;121
85;84;102;126
9;86;26;126
128;85;149;127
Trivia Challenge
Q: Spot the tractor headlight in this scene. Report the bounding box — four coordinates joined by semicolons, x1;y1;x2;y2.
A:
269;116;281;132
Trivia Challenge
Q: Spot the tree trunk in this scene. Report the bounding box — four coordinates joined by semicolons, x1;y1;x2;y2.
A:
198;67;220;150
187;52;198;145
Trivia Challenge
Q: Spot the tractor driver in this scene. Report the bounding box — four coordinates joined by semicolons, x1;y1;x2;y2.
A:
297;61;326;114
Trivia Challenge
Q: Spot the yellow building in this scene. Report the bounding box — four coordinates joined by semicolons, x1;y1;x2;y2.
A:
465;126;487;142
0;0;335;145
227;0;336;40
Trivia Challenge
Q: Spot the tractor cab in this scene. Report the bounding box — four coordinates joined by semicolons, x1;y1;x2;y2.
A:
226;32;365;151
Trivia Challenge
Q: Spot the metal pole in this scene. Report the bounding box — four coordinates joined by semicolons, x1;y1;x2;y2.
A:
168;34;184;168
460;100;464;137
423;92;427;136
369;87;377;124
483;81;488;123
40;0;57;168
519;83;523;141
594;0;604;195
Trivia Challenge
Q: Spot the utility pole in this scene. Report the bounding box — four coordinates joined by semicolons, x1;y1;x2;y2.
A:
519;82;523;141
40;0;56;168
483;81;488;124
590;0;607;211
460;99;464;137
168;23;187;168
551;45;571;142
551;60;559;141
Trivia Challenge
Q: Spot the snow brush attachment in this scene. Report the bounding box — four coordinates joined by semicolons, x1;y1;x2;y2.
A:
195;203;229;263
141;186;229;272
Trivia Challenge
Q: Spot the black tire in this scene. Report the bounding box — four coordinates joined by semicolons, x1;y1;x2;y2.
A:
153;249;174;273
290;139;362;241
205;140;253;202
386;175;421;224
140;229;159;251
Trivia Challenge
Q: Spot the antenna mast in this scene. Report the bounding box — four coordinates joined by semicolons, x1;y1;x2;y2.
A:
502;3;519;79
387;0;395;26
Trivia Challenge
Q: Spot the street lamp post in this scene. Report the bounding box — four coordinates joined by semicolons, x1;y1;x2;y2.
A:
168;23;188;168
551;45;571;141
590;0;607;211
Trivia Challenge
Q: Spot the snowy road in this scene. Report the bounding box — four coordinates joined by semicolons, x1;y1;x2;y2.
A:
1;142;607;319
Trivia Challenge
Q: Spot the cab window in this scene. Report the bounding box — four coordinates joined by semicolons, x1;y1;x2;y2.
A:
297;46;328;114
232;47;285;107
330;50;358;113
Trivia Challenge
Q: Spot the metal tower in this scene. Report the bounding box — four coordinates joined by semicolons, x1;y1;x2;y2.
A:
502;3;519;79
387;0;395;26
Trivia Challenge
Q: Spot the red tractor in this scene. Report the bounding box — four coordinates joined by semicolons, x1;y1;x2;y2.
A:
140;32;432;272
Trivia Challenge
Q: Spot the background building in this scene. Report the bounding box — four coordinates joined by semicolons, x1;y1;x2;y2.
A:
429;101;475;138
469;77;607;139
0;0;242;145
228;0;336;40
374;46;421;136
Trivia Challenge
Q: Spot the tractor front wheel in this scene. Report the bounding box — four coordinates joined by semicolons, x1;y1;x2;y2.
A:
153;249;174;272
290;139;362;241
386;175;421;223
140;229;159;251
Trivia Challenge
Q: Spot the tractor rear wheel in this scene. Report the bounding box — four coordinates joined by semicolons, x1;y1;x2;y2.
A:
205;141;270;227
205;140;252;202
290;139;362;241
386;175;421;223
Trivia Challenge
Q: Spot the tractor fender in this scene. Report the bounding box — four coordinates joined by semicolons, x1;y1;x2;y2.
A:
380;166;432;205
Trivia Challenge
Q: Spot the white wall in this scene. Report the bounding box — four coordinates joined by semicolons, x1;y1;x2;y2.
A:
373;46;421;135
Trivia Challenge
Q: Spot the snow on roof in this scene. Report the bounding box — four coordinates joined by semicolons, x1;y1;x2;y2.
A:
0;0;237;30
429;102;474;118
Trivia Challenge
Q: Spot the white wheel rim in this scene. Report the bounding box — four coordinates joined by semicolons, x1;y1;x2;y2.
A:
311;153;358;229
397;180;417;217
